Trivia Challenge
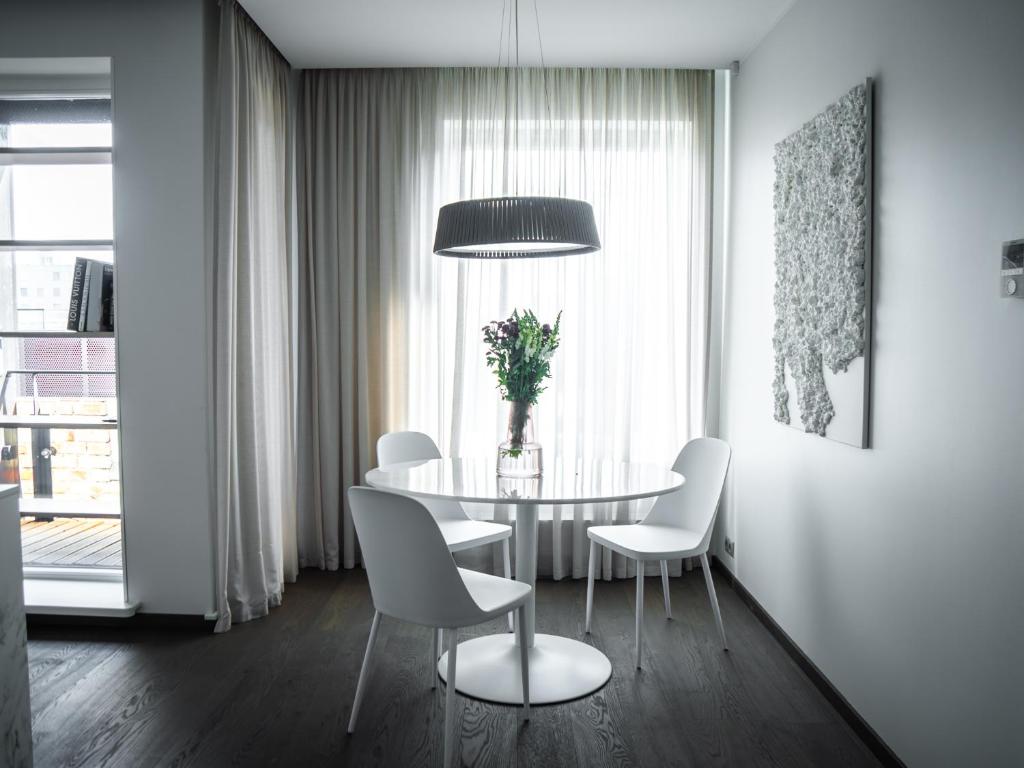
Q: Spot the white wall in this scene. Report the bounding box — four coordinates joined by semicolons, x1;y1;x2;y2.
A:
1;0;217;615
718;0;1024;765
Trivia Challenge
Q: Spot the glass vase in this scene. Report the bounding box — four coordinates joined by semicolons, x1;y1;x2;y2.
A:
497;400;542;478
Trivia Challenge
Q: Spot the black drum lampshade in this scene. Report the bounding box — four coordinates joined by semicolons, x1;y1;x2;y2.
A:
433;196;600;259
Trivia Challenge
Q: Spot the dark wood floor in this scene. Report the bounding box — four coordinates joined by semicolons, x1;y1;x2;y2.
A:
27;568;880;768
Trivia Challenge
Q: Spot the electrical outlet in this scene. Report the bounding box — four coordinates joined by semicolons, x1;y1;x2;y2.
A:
724;537;735;557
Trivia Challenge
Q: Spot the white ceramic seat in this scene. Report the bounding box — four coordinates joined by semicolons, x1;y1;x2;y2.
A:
377;431;514;633
586;437;732;669
347;487;531;767
587;524;703;560
458;568;530;614
433;518;511;551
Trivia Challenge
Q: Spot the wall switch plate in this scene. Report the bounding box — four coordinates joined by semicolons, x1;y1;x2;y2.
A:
1002;238;1024;297
724;537;736;557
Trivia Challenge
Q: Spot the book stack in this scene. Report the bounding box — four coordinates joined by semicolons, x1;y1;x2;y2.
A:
67;258;115;332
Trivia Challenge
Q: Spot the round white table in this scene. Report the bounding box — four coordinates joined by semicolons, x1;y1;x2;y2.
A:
365;457;685;705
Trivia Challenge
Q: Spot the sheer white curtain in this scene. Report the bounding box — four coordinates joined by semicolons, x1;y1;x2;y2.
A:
212;0;296;632
297;68;713;578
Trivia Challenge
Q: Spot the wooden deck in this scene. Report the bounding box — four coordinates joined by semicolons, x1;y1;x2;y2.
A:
20;517;122;569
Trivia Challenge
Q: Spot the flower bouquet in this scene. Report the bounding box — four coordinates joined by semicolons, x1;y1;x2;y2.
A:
482;309;561;477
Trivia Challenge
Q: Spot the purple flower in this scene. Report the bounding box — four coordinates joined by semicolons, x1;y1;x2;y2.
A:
542;323;552;336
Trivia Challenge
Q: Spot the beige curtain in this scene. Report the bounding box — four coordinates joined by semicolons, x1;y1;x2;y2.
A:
297;68;714;576
212;0;296;631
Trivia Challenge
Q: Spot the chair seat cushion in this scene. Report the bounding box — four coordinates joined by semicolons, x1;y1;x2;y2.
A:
438;519;511;552
458;567;531;617
587;523;703;560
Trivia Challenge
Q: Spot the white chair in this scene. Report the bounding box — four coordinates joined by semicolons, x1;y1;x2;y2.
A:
347;487;531;767
377;431;515;636
585;437;732;669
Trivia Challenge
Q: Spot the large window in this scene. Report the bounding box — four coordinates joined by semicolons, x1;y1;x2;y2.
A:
384;70;713;469
0;97;122;573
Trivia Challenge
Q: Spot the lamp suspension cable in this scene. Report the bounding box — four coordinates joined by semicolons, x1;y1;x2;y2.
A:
514;0;520;196
532;0;552;123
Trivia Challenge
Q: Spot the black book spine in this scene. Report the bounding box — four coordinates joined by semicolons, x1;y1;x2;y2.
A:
67;257;87;330
85;261;105;331
78;260;92;331
100;264;114;332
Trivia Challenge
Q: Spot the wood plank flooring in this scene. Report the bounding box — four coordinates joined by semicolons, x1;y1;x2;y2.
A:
20;518;123;568
27;568;881;768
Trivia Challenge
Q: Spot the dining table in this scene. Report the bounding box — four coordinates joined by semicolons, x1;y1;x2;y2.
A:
365;456;685;705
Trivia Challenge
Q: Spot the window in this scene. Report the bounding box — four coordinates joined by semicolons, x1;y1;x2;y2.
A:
0;96;122;573
368;70;711;474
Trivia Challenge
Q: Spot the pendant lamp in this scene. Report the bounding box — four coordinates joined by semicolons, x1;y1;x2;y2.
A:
432;2;601;260
433;196;599;259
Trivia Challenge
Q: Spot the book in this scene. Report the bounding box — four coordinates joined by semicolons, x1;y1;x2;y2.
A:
78;260;92;331
66;257;88;330
66;257;115;332
99;264;114;332
84;260;105;331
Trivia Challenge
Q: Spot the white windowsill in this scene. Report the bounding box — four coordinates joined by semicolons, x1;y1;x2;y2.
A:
23;576;137;617
24;565;122;582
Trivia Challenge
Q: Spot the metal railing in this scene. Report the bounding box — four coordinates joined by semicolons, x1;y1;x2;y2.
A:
0;369;115;415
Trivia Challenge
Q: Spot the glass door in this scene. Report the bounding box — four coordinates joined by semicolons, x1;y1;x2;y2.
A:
0;92;122;579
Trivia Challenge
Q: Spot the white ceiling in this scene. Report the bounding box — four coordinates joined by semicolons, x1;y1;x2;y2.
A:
238;0;796;69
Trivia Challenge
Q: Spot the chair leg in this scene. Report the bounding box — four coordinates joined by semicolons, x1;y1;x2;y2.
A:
516;603;530;721
635;563;645;669
348;610;381;734
430;625;439;689
660;559;672;620
585;539;597;633
503;538;514;632
700;553;728;650
444;628;458;767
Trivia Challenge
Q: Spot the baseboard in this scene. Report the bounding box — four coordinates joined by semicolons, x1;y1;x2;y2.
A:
27;612;215;632
711;556;906;768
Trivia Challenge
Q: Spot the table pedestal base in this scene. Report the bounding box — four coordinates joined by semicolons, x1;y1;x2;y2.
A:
437;633;611;705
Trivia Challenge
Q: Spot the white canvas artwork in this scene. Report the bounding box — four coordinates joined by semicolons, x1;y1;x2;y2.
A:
772;80;873;448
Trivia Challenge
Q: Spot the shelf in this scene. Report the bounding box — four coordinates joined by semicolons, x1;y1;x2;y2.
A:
19;497;120;519
0;239;113;251
0;147;111;165
0;330;114;338
0;415;117;429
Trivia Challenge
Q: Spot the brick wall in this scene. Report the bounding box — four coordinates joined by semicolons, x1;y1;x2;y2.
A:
14;396;120;502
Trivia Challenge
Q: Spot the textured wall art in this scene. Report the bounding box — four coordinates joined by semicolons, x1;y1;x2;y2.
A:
772;80;873;448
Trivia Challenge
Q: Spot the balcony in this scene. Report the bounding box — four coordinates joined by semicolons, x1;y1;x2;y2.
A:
1;384;122;573
20;517;121;568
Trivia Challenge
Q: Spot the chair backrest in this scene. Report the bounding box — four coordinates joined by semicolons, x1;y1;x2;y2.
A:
375;431;467;521
348;486;484;628
377;431;442;465
643;437;732;552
